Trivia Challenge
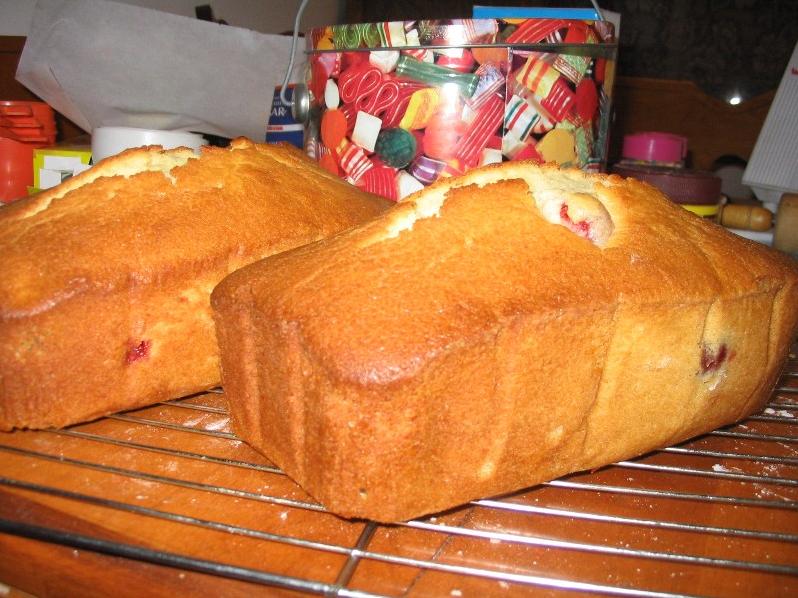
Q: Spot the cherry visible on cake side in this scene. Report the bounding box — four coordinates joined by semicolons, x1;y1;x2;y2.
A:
125;339;151;364
700;343;729;374
533;189;614;247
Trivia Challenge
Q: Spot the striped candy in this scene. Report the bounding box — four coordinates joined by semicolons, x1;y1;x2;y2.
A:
360;165;398;200
468;63;505;112
378;21;407;47
338;141;374;183
540;78;576;122
455;93;504;168
506;19;567;44
409;154;446;185
514;55;560;98
504;94;540;142
396;55;479;98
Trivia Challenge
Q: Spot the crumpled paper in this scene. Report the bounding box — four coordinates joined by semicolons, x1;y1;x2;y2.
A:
15;0;304;139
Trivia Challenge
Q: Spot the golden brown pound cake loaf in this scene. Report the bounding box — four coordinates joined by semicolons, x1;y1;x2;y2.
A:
212;160;798;523
0;138;388;430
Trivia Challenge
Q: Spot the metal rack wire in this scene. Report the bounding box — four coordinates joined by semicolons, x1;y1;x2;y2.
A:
1;357;796;597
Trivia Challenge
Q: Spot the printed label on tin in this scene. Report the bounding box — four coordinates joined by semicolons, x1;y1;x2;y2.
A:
266;85;304;148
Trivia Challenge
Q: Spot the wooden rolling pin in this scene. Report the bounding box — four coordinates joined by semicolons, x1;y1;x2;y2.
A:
719;203;773;231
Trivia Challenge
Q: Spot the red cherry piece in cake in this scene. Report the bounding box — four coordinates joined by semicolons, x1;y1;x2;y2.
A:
700;343;728;374
126;339;151;364
560;203;592;239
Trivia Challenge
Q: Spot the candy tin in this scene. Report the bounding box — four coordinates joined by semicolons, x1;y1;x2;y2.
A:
303;18;617;201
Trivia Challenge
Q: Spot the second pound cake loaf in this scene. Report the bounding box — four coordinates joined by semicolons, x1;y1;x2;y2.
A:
0;138;388;430
212;161;798;522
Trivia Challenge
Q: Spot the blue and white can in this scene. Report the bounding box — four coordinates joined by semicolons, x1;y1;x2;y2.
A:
266;84;304;148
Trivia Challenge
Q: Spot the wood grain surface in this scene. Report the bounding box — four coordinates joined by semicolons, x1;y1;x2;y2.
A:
611;76;774;171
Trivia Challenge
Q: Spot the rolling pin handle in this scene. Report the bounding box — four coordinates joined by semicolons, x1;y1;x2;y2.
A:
719;204;773;232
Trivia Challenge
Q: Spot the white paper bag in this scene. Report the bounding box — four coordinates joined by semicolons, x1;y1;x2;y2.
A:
15;0;303;140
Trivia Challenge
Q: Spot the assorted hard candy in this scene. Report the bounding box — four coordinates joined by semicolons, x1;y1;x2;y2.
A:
374;127;417;168
305;17;616;201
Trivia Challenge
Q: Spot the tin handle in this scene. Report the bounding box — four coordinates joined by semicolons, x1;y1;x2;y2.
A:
279;0;310;122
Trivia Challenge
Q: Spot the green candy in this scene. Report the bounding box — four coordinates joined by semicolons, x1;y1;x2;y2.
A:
375;128;417;169
332;24;362;49
573;123;594;166
396;55;479;98
361;23;382;48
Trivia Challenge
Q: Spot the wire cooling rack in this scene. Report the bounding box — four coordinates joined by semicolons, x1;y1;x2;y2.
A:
1;356;796;597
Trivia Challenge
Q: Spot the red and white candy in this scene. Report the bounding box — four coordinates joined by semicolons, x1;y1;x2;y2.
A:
338;140;374;183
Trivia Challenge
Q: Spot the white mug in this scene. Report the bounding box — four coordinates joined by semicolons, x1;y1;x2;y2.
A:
91;126;205;163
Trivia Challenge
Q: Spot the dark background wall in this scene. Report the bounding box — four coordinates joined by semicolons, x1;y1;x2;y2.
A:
344;0;797;102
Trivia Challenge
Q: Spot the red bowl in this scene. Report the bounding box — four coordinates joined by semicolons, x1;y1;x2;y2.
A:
0;136;43;203
0;101;55;128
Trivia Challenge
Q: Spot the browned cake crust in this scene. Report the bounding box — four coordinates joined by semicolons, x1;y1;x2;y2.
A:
211;160;798;523
0;138;388;430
